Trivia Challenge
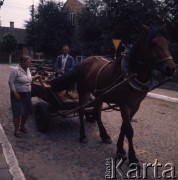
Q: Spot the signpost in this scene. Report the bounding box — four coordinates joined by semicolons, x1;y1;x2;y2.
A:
112;39;121;60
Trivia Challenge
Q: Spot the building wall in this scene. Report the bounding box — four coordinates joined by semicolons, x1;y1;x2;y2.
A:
64;0;84;38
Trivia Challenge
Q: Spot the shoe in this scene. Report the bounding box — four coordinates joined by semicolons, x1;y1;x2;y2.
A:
20;127;29;134
14;132;22;138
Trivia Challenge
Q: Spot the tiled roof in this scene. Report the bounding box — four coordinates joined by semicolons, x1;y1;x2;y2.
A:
77;0;85;4
0;27;26;44
64;0;84;13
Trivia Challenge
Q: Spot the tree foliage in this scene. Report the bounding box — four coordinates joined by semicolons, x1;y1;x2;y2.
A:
0;33;17;54
78;0;113;56
78;0;178;57
25;0;178;61
25;1;73;58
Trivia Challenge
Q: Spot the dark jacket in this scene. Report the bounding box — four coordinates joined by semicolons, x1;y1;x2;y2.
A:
54;55;75;76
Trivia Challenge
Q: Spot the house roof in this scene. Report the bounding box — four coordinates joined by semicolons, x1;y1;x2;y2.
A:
64;0;84;13
0;27;26;44
77;0;85;4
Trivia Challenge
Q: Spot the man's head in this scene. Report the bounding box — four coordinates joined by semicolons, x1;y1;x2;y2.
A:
62;45;70;56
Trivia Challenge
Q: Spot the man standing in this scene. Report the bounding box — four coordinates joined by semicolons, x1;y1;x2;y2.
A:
54;45;75;77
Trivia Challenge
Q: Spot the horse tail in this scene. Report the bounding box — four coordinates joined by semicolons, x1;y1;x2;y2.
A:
50;64;80;92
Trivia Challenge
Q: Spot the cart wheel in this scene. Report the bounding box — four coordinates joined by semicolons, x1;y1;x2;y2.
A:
85;111;96;122
35;103;49;132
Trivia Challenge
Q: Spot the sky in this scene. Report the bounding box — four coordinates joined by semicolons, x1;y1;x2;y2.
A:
0;0;66;29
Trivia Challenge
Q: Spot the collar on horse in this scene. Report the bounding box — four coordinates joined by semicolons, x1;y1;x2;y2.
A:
93;44;172;96
121;46;172;92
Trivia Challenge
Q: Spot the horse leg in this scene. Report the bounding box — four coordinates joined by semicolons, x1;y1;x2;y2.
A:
95;102;112;144
79;108;88;143
116;122;127;160
130;103;140;122
118;106;139;164
78;91;90;143
117;104;140;161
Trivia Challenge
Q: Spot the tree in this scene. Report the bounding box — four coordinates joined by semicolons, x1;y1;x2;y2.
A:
159;0;178;42
25;0;73;59
78;0;178;57
0;0;4;7
78;0;113;56
1;33;17;64
103;0;165;41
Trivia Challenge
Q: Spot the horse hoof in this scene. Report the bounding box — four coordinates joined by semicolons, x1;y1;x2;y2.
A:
80;137;88;143
116;152;127;160
103;138;112;144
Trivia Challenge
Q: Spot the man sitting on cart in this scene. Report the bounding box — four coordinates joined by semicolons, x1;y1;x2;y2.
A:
54;45;76;96
54;45;76;78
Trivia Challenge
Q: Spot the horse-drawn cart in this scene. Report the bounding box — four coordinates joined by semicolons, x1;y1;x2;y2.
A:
31;77;94;133
31;25;176;164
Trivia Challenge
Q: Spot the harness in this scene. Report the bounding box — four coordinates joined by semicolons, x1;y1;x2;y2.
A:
62;45;174;115
94;60;124;96
121;46;173;92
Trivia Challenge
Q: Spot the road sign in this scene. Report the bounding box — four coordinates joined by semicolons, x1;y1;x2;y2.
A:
112;39;121;60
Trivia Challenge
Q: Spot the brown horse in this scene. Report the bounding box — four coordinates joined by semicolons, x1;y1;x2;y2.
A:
51;25;176;164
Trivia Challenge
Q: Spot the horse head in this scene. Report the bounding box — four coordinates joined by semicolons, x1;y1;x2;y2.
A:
124;24;176;91
141;24;176;77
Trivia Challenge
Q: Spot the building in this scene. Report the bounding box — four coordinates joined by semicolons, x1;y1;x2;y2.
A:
64;0;84;31
63;0;86;60
64;0;84;12
0;21;29;63
64;0;84;22
0;1;85;63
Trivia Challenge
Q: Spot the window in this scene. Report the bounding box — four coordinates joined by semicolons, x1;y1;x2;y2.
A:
69;13;75;26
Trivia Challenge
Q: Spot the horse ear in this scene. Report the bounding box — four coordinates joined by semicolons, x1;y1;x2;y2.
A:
142;24;150;32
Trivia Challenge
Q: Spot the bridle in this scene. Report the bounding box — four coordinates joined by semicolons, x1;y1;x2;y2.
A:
121;44;174;92
135;56;173;69
153;56;173;65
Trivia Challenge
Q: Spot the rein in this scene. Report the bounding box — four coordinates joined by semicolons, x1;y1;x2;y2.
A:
94;60;124;96
95;61;112;90
61;74;136;116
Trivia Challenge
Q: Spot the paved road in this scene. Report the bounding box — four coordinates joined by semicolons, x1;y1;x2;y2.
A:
0;64;177;180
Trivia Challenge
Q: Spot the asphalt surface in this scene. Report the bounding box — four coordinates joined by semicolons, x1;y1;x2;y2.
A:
0;64;177;180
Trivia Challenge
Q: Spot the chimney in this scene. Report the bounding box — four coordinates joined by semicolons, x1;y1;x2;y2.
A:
10;21;14;28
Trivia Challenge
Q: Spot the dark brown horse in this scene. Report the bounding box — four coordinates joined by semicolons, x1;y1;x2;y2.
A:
51;25;176;164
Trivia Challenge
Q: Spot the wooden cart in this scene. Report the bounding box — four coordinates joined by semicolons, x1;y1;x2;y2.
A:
32;79;94;133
